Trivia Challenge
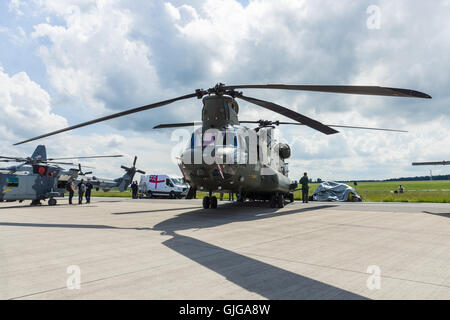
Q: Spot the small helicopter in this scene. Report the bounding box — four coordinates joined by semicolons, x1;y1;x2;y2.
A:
83;156;145;192
15;83;431;208
0;145;122;206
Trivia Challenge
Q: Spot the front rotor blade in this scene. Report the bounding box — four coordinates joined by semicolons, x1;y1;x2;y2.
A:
14;92;198;145
236;94;339;135
224;84;432;99
412;161;450;166
277;122;407;133
153;122;203;129
47;155;123;161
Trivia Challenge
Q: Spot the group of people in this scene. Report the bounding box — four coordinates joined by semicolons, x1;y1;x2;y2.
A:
66;179;94;204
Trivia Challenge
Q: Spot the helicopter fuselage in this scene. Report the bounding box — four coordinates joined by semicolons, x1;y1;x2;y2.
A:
179;95;295;200
0;164;77;204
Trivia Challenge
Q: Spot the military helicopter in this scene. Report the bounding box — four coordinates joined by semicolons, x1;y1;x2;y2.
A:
15;83;431;208
83;156;145;192
0;145;122;206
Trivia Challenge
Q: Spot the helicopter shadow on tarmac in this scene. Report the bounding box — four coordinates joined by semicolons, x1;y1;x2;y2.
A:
146;202;367;299
422;211;450;218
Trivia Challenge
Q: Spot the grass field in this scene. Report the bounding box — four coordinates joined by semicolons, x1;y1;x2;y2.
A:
89;180;450;203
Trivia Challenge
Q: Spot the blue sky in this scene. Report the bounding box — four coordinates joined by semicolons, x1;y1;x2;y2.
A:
1;0;450;181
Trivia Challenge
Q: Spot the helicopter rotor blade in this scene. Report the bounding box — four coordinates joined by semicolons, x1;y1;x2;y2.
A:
44;161;77;166
136;170;146;174
47;155;123;161
224;84;432;99
239;121;407;132
236;94;339;135
0;156;27;162
14;92;198;145
153;122;202;129
133;156;137;167
412;161;450;166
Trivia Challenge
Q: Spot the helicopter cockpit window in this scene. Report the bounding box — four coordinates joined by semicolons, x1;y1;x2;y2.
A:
7;177;19;187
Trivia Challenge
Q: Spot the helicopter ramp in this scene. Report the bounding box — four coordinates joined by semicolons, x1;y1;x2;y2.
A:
0;199;449;300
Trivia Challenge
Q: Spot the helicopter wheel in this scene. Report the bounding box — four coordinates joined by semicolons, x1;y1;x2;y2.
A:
210;196;218;209
277;194;285;208
203;196;210;209
270;194;277;208
48;198;57;206
288;193;294;203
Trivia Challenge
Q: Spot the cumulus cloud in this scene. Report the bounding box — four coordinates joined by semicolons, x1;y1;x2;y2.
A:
2;0;450;180
0;67;67;138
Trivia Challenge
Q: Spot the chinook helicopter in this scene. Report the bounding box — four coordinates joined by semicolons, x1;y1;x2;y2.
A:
15;83;431;208
0;145;122;206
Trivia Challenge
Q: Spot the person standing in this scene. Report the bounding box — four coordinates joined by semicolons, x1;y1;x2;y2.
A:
85;179;93;204
77;179;86;205
131;181;138;199
67;179;75;204
300;172;309;203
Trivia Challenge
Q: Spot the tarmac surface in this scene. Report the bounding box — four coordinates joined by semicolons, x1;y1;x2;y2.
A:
1;197;449;300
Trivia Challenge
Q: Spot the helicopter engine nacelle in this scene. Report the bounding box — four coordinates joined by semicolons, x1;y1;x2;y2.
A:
277;143;291;159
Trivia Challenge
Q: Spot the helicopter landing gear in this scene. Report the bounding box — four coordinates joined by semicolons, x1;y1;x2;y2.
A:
203;196;210;209
48;198;57;206
210;196;218;209
277;194;285;208
203;195;218;209
270;194;277;208
288;193;294;203
270;193;285;208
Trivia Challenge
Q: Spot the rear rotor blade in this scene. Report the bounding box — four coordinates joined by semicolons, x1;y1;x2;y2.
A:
224;84;432;99
236;94;339;135
153;122;202;129
412;161;450;166
14;92;198;145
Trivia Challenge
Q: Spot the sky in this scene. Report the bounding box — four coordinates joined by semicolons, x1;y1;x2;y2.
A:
1;0;450;181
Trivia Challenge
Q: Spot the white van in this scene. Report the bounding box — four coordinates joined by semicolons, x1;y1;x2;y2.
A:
139;175;188;199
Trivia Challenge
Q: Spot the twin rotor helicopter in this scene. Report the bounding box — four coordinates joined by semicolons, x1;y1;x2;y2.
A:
14;83;431;208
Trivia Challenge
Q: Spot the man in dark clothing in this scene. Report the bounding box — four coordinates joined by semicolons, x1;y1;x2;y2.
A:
67;179;75;204
131;181;138;199
300;172;309;203
77;179;86;204
85;179;93;204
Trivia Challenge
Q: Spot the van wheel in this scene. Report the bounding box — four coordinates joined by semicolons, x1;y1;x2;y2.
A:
147;191;152;198
169;191;175;199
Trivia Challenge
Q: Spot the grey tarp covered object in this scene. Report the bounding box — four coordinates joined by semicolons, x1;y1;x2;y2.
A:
312;181;362;202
